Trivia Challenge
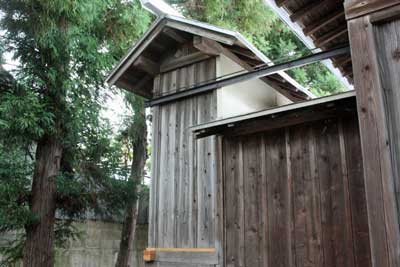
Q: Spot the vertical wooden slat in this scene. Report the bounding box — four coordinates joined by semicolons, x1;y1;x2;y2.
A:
149;75;161;247
315;120;353;267
290;125;322;267
308;125;323;267
374;19;400;236
187;62;197;248
338;119;356;267
260;135;269;267
342;116;372;267
223;136;239;267
215;136;224;267
243;135;262;267
265;129;290;267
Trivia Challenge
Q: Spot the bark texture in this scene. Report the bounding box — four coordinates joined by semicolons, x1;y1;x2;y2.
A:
23;136;62;267
115;110;147;267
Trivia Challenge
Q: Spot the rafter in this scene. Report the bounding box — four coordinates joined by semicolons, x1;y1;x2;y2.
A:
315;26;348;47
193;36;305;101
303;10;345;36
133;56;159;75
276;0;290;7
290;0;331;22
162;28;189;43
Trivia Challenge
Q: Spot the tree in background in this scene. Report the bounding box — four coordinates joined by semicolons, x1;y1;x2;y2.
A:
115;94;147;267
168;0;344;96
0;1;151;266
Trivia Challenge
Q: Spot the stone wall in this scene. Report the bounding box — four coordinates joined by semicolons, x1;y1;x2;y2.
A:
0;221;148;267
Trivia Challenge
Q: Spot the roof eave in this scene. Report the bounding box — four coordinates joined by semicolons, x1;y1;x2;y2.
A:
263;0;353;90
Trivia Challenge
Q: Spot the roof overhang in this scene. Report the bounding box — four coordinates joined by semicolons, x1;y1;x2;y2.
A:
106;14;314;101
191;90;356;138
264;0;353;89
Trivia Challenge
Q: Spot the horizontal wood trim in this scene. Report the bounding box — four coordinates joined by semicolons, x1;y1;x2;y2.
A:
146;248;216;252
370;3;400;23
144;248;218;265
344;0;400;20
160;52;211;73
191;91;356;136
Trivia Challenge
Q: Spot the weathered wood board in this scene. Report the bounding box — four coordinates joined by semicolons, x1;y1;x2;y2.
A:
148;55;218;263
222;115;372;267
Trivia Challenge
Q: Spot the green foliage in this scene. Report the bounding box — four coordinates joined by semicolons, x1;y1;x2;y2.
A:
0;0;153;264
169;0;345;96
0;145;34;233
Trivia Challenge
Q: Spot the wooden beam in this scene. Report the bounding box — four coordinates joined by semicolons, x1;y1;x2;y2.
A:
333;56;352;68
315;26;348;47
192;91;356;138
133;56;159;75
193;36;307;101
146;248;216;253
276;0;290;7
116;74;153;98
290;0;331;22
146;46;350;107
303;10;345;36
347;9;400;266
160;51;210;73
166;20;236;45
228;45;260;60
193;36;221;56
162;28;189;43
344;0;400;20
143;248;218;264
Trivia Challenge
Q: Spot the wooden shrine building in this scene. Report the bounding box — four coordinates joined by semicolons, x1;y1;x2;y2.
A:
107;1;400;266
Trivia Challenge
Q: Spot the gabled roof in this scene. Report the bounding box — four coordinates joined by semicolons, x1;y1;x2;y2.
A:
106;14;314;101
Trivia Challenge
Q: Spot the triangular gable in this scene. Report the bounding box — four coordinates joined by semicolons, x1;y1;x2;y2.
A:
106;14;314;101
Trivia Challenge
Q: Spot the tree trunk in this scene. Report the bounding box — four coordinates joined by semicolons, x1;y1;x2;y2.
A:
23;135;62;267
115;111;147;267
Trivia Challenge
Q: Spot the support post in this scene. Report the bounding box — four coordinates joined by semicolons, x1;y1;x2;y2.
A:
345;1;400;266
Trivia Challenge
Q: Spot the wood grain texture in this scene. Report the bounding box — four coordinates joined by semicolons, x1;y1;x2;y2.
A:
344;0;400;20
149;55;218;265
222;115;371;267
348;14;400;267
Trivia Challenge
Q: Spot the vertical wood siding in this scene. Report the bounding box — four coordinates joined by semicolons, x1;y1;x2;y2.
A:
223;115;372;267
149;57;218;259
374;19;400;239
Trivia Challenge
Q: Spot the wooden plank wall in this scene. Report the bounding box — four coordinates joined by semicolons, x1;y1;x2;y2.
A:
373;19;400;245
148;55;218;267
223;115;372;267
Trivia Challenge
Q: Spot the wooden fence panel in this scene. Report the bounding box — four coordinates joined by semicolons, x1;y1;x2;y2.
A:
222;115;371;267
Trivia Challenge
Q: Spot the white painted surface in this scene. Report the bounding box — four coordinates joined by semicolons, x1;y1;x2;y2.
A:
216;55;291;118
